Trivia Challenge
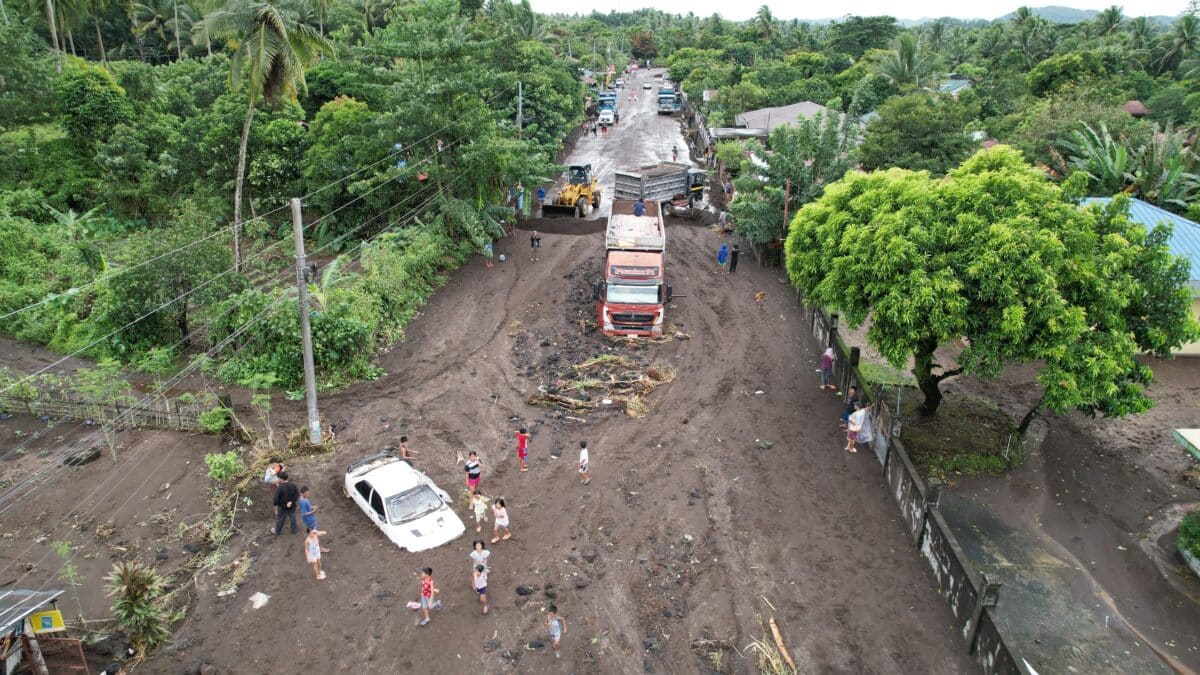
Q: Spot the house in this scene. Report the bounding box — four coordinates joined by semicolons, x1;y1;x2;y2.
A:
702;89;719;103
1082;197;1200;355
735;101;836;133
1123;100;1150;118
937;77;973;97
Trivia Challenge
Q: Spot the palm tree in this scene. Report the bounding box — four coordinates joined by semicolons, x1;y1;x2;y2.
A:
88;0;109;63
1012;5;1035;29
927;19;946;52
753;5;778;45
875;33;933;88
202;0;333;272
1156;14;1200;73
1094;5;1124;38
1126;16;1156;50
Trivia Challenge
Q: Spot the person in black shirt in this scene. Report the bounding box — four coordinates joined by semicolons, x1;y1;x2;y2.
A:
841;385;859;429
273;471;301;535
729;245;740;273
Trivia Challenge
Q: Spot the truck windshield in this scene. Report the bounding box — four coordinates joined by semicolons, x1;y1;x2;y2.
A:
608;284;660;304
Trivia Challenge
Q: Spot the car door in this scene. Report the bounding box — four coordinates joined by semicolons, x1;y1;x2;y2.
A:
354;479;387;524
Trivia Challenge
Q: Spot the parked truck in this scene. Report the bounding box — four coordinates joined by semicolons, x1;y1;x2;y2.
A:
614;162;707;218
598;91;619;125
657;87;682;114
593;200;671;337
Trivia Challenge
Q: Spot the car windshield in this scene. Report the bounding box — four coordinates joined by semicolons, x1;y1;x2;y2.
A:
608;284;659;304
385;485;444;524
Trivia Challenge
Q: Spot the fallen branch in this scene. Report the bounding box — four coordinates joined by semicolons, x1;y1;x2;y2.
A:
769;617;797;673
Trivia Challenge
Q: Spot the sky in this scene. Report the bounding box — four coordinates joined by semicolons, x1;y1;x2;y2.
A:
533;0;1189;22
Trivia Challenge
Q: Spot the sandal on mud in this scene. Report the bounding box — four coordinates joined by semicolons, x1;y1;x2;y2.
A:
491;537;500;544
419;619;430;626
317;572;326;580
502;533;512;540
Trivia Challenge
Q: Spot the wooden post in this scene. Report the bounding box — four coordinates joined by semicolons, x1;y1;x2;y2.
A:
23;620;50;675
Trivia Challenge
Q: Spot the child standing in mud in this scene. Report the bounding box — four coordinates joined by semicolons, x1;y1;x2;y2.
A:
516;427;530;472
546;604;567;658
491;498;511;543
419;567;442;626
578;440;590;485
464;451;483;494
470;493;489;532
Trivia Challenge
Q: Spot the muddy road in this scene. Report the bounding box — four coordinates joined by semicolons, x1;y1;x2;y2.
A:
3;69;971;674
150;69;969;674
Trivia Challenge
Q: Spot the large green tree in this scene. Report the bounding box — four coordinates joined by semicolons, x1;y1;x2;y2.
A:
859;91;978;175
202;0;333;272
785;146;1198;417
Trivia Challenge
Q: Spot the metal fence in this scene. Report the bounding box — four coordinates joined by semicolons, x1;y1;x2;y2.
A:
0;391;205;432
800;297;1026;675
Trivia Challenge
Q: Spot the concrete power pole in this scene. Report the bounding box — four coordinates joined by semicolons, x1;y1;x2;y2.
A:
517;81;524;131
290;198;322;445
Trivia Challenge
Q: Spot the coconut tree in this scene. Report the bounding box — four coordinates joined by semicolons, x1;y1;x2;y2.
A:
88;0;109;63
1126;16;1156;50
753;5;778;45
875;33;934;88
1094;5;1124;38
202;0;333;272
1156;14;1200;73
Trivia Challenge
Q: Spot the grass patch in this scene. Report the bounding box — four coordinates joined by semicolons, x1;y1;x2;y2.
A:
900;391;1020;478
858;362;916;388
1179;509;1200;559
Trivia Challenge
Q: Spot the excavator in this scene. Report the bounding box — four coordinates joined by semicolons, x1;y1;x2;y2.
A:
542;164;602;218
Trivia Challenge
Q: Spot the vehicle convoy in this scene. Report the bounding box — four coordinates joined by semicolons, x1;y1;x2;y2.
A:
598;91;619;124
344;452;465;552
543;164;602;217
593;200;671;337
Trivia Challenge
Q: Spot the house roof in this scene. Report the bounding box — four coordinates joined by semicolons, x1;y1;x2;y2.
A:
1123;100;1149;116
0;589;63;635
937;79;972;95
1082;197;1200;291
735;101;831;132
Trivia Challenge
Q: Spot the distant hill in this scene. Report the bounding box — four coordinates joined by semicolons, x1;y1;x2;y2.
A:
994;6;1179;24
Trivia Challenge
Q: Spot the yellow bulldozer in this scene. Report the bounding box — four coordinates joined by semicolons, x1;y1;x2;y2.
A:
542;164;602;218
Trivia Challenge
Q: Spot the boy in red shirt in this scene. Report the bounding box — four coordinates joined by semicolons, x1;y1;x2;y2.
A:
418;567;442;626
516;427;530;472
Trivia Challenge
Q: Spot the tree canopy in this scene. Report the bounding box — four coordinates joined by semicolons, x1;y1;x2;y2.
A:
785;146;1199;417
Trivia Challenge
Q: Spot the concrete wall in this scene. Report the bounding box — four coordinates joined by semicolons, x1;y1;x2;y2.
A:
920;507;981;638
974;608;1024;675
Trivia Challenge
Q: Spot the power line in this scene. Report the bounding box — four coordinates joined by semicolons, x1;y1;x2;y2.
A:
2;174;470;590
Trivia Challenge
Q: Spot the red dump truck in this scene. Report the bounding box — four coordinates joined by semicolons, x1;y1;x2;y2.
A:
593;200;672;337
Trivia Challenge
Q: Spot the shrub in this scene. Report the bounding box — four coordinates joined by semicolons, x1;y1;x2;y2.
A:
1179;509;1200;559
198;407;231;434
204;451;244;481
105;561;170;655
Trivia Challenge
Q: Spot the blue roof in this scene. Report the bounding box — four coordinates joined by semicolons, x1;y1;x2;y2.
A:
1082;197;1200;290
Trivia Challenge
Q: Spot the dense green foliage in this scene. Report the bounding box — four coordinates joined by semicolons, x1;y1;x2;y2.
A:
1;0;579;389
1180;509;1200;560
785;146;1200;417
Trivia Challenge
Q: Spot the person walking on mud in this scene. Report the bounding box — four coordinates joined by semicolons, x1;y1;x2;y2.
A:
578;440;590;485
470;493;490;532
305;528;327;580
273;471;300;535
530;230;541;262
728;245;740;273
491;498;511;543
418;567;443;626
516;427;530;472
717;243;729;271
546;604;567;659
464;451;483;494
846;402;872;454
398;435;418;465
672;145;678;162
473;565;490;614
299;486;328;551
820;347;836;390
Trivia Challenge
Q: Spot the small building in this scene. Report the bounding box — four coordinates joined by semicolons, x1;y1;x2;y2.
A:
937;78;973;97
702;89;719;103
735;101;834;133
0;589;88;674
1123;100;1149;118
1082;197;1200;355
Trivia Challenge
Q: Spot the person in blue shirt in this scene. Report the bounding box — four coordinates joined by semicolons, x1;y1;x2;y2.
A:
717;243;729;269
299;486;318;531
536;186;547;207
633;199;646;216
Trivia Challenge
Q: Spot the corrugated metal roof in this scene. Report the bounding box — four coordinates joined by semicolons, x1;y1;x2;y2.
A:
1082;197;1200;289
0;589;64;634
937;79;972;95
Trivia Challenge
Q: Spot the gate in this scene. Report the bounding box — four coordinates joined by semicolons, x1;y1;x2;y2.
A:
22;636;89;673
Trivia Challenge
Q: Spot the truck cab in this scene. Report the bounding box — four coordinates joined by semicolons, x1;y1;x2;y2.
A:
594;201;671;337
598;109;615;126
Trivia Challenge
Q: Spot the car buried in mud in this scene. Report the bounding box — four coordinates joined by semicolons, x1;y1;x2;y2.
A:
344;452;465;552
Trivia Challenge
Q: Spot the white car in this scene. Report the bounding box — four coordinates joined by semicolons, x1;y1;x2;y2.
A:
344;452;465;552
642;82;653;90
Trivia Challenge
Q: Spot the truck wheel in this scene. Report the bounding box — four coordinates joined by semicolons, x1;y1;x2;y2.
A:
575;197;587;218
592;193;601;208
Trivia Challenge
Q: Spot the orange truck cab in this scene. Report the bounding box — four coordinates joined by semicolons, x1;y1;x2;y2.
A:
593;200;672;337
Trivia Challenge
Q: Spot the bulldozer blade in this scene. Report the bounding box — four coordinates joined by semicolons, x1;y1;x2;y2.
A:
540;204;584;217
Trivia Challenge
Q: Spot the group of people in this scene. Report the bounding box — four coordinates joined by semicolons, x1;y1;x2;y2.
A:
263;462;329;580
821;349;874;454
403;427;583;658
715;242;740;273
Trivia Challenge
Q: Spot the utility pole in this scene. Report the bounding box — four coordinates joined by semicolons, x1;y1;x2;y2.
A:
290;198;322;445
516;81;524;131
